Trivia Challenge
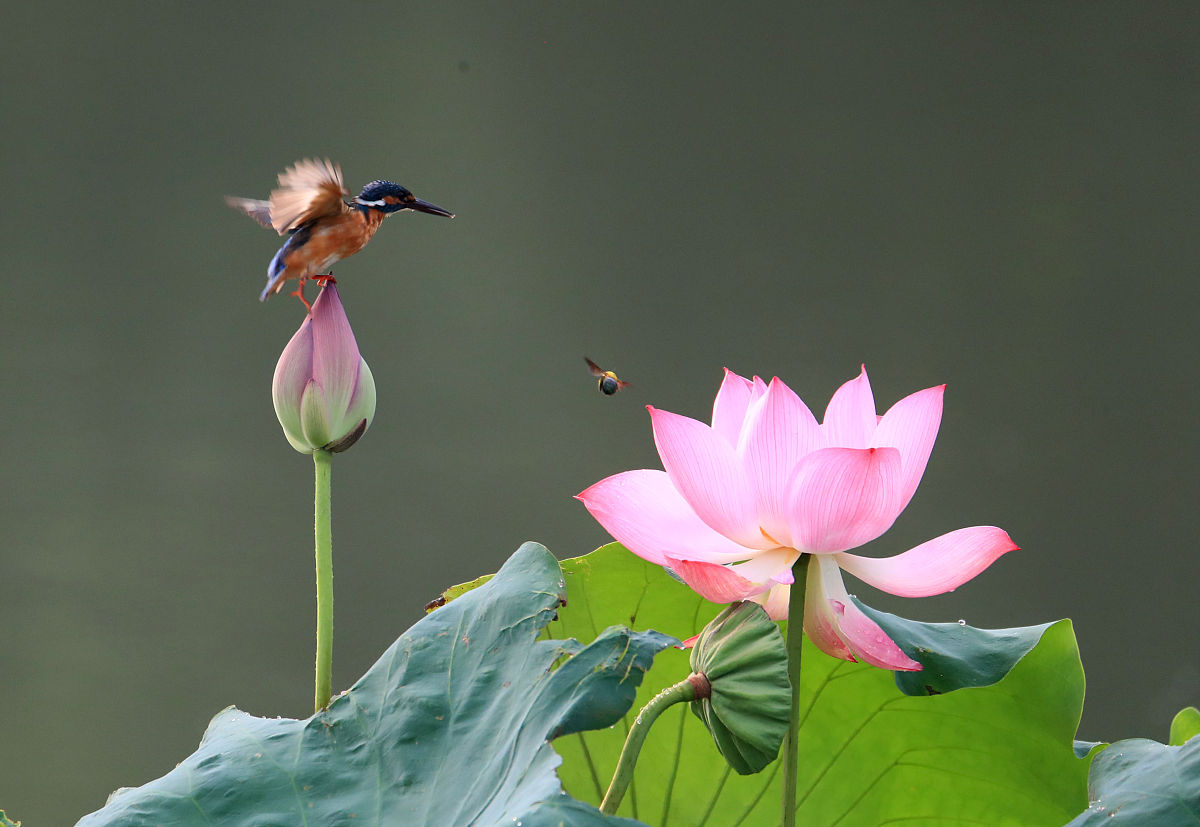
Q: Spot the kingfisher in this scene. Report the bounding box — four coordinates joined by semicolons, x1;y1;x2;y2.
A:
226;158;454;303
585;357;631;395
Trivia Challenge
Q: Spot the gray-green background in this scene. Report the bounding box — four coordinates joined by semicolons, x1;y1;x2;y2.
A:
3;4;1197;823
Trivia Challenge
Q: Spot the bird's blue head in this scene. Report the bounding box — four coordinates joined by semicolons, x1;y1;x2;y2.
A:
355;181;454;218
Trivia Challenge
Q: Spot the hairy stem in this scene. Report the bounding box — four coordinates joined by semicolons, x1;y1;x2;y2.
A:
781;553;811;827
600;677;700;814
313;449;333;712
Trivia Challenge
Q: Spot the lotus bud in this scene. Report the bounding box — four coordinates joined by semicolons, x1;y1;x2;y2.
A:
272;282;376;454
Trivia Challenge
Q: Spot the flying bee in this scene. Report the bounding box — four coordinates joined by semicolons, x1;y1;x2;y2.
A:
585;357;631;395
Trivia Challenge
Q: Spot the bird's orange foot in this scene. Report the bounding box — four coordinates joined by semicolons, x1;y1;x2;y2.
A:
290;277;312;312
313;274;337;287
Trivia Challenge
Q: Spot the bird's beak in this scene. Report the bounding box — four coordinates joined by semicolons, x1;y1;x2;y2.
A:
407;198;454;218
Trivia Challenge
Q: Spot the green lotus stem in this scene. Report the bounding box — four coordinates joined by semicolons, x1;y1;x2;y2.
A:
781;553;811;827
600;676;700;814
313;449;334;713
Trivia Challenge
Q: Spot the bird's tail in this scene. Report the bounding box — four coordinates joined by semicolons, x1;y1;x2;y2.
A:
259;247;288;301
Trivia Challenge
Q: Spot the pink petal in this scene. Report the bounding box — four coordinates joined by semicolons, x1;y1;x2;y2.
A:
753;583;791;620
832;599;923;670
666;557;768;604
737;377;822;547
786;446;904;552
871;384;945;511
822;365;877;448
729;547;799;585
576;470;753;566
711;369;755;447
345;358;375;419
272;316;314;432
650;407;766;549
804;556;921;670
801;603;856;660
298;378;332;447
800;556;855;658
835;526;1019;597
309;283;362;419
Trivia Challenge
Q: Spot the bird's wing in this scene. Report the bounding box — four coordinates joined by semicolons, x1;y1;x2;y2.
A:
224;196;275;229
585;357;605;377
267;158;350;235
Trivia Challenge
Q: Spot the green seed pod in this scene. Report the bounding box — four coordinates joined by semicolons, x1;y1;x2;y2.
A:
689;600;791;774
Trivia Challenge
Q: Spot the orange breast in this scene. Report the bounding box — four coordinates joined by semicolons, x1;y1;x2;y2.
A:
282;211;384;279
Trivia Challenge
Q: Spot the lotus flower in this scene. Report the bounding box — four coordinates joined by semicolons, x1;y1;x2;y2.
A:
272;282;376;454
577;366;1017;671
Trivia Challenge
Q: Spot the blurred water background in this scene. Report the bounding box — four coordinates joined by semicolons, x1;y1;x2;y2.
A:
2;4;1197;823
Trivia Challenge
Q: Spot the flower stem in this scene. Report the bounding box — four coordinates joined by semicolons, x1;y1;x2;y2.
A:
313;449;333;713
781;553;811;827
600;677;700;815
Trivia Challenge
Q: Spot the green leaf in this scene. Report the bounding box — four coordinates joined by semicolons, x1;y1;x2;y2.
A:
855;599;1053;696
437;570;494;606
77;542;662;827
1170;706;1200;746
0;810;21;827
689;601;791;774
1066;737;1200;825
545;544;1090;826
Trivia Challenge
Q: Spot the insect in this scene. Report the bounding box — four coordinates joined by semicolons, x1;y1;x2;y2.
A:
226;158;453;304
585;357;631;395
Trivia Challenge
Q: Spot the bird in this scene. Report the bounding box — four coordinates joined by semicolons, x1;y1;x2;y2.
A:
226;158;453;303
585;357;631;395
